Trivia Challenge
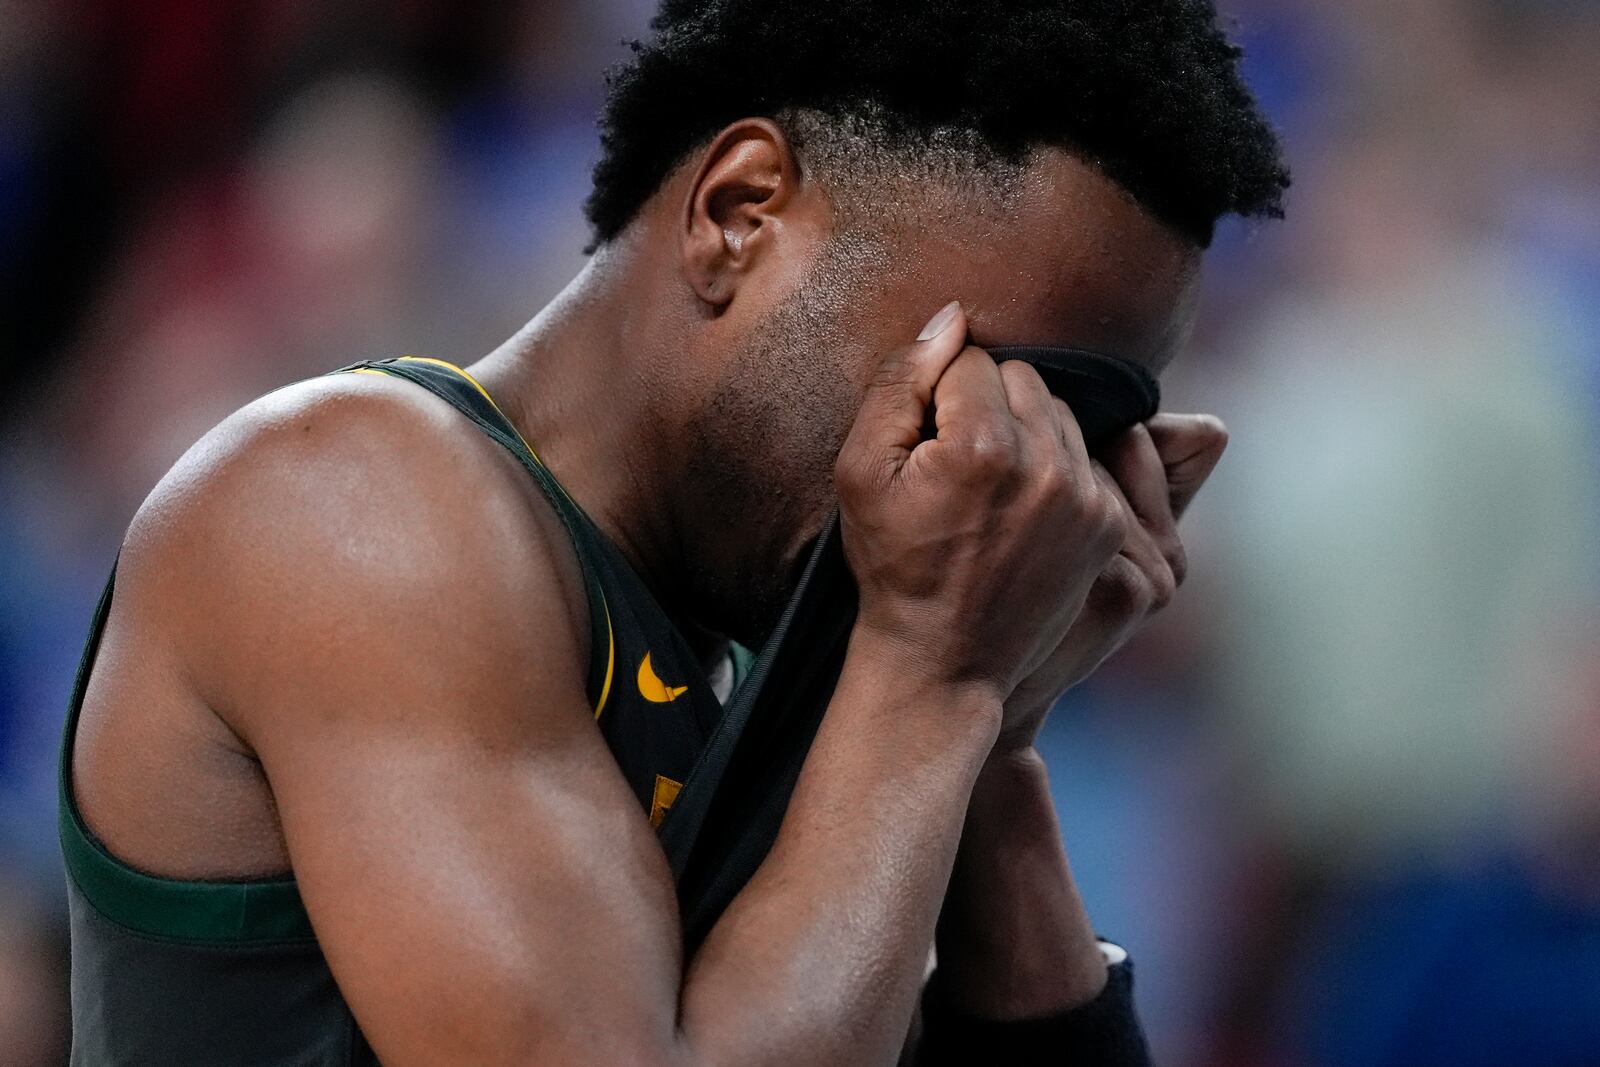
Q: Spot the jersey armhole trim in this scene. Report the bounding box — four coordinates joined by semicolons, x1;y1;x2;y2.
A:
58;570;318;944
59;358;621;943
344;357;617;717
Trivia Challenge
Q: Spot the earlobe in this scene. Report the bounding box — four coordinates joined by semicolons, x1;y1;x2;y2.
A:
680;119;800;309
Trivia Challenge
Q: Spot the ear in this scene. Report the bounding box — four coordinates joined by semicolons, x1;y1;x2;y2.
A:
680;119;804;309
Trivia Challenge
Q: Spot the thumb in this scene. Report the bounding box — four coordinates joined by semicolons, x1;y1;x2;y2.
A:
843;301;969;477
1147;413;1229;520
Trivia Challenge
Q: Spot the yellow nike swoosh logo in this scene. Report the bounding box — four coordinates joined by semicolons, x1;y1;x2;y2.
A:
637;652;688;703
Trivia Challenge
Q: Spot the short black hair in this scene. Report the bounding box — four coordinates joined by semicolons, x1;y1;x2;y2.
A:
586;0;1288;249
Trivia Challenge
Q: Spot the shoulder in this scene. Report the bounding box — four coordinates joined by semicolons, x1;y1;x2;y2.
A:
130;370;528;545
117;370;594;737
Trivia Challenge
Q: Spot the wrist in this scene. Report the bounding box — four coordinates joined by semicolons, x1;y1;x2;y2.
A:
844;623;1007;736
832;627;1004;758
919;949;1148;1066
977;741;1049;784
938;744;1109;1017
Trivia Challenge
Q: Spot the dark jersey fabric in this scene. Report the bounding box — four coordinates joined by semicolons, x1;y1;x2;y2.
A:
60;357;744;1065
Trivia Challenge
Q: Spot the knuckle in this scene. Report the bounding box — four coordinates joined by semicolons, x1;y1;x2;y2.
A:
1090;559;1144;616
1052;397;1077;434
1038;461;1074;503
1199;413;1230;446
1166;541;1189;587
997;358;1038;389
961;430;1020;474
1101;505;1130;547
946;346;991;381
872;349;914;387
1081;485;1126;544
1148;563;1178;611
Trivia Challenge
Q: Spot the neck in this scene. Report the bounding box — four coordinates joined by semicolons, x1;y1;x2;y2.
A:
469;251;698;628
468;242;827;653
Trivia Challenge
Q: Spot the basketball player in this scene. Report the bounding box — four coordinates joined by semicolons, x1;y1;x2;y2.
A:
60;1;1287;1063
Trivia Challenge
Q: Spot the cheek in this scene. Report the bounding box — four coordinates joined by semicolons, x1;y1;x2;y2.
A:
701;324;858;505
762;341;864;479
727;230;923;481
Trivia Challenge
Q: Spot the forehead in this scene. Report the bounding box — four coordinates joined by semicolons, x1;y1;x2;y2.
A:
884;149;1203;373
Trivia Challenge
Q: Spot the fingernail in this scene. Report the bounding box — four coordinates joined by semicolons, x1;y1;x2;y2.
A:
917;300;961;341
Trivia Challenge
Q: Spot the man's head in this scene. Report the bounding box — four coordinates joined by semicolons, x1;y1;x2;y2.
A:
584;0;1287;641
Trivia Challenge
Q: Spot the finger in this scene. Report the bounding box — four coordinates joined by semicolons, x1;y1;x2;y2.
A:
1100;424;1186;585
842;300;971;475
995;361;1091;476
929;346;1016;447
1146;413;1228;520
1051;397;1089;463
1100;425;1174;528
1089;462;1177;614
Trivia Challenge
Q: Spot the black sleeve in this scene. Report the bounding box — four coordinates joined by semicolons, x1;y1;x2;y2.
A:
911;950;1153;1067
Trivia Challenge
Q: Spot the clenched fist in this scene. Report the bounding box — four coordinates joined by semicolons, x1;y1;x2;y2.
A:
835;301;1126;713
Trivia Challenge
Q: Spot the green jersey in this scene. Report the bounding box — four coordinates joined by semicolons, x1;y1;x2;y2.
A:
61;357;752;1064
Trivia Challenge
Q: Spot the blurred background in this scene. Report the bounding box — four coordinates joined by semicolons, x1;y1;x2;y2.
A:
1;0;1597;1064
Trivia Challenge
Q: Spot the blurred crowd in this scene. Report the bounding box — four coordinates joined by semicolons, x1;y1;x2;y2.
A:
2;1;1597;1064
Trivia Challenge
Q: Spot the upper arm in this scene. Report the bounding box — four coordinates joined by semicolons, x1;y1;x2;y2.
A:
136;376;690;1065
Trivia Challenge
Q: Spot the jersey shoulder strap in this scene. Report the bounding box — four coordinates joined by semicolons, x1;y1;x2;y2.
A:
337;356;615;712
339;356;818;937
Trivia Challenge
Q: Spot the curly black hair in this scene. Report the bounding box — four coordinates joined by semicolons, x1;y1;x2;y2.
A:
586;0;1289;249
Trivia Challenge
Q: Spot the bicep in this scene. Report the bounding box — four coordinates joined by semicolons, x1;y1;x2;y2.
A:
262;683;685;1066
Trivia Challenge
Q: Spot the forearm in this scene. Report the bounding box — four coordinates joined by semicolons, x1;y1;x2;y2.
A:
932;745;1107;1018
677;629;1001;1067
